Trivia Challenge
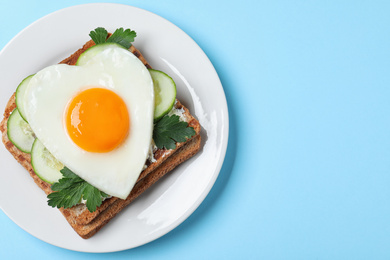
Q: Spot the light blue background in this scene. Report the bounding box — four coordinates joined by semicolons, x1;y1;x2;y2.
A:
1;0;390;259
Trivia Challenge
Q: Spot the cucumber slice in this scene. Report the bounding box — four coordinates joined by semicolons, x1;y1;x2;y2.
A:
76;43;125;66
31;139;63;184
7;109;35;153
15;74;34;122
149;69;177;122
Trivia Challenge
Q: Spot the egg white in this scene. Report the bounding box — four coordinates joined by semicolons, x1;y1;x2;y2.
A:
24;46;154;199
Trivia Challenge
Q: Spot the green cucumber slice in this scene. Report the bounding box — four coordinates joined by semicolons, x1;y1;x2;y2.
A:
149;69;177;122
15;74;34;122
31;139;63;184
76;42;125;66
7;109;35;153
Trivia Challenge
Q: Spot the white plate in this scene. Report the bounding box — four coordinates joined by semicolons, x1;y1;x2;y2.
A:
0;3;228;253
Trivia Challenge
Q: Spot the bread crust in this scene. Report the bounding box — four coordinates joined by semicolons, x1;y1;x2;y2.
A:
0;39;201;239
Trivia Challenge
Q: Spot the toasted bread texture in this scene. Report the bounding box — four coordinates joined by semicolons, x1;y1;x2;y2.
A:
0;39;201;239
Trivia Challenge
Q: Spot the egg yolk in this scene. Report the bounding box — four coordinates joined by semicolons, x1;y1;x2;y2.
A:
65;88;130;153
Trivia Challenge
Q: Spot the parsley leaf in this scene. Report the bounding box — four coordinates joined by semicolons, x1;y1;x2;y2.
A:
47;167;108;212
153;115;196;150
106;28;137;49
89;27;136;49
89;27;108;45
83;185;108;213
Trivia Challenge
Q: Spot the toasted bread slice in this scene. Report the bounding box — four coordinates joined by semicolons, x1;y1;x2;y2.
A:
0;39;201;239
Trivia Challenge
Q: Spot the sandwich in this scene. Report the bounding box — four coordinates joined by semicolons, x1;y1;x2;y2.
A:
0;27;201;239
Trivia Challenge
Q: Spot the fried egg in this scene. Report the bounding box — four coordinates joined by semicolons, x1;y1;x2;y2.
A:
24;45;154;199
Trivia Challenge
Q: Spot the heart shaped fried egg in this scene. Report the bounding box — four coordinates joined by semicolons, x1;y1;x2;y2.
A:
24;45;154;199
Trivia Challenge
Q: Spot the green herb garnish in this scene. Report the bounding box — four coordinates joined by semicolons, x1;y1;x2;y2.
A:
47;167;108;212
89;27;137;49
89;27;108;45
153;115;196;150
